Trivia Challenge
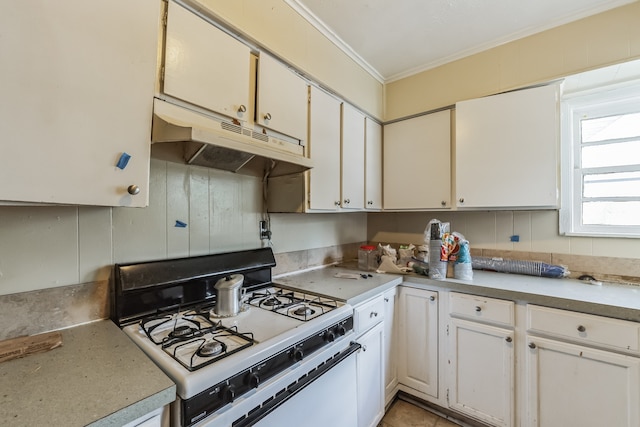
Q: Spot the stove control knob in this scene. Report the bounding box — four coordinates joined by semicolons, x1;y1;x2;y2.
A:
324;330;336;342
336;325;347;336
220;385;236;403
291;347;304;362
245;372;260;389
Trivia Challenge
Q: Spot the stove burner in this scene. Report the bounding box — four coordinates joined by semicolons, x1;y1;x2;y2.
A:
262;296;283;307
197;341;226;357
293;306;315;317
169;325;196;338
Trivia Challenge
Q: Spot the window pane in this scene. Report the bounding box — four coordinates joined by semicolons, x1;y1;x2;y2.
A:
581;112;640;143
581;140;640;168
583;171;640;197
583;201;640;226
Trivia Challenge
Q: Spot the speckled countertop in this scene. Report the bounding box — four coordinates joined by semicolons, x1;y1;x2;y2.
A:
276;265;640;321
0;320;175;427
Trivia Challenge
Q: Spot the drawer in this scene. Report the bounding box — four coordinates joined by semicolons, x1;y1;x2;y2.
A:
354;295;385;336
449;292;514;327
527;305;640;354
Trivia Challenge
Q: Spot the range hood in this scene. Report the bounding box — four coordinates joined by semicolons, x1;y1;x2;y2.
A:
151;98;312;177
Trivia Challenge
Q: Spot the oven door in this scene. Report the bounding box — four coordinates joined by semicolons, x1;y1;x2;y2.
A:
251;343;359;427
194;340;361;427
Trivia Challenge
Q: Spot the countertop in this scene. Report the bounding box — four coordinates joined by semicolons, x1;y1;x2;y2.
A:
0;320;176;427
276;265;640;321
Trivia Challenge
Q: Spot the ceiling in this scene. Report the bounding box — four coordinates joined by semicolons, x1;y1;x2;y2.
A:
287;0;636;83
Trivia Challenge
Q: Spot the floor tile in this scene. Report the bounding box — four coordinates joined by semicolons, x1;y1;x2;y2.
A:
381;399;461;427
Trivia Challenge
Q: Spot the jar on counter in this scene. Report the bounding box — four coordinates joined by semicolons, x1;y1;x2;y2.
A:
358;245;378;271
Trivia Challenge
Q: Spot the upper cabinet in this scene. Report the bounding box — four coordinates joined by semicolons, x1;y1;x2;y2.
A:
383;110;452;210
0;0;161;207
256;53;309;142
455;84;560;209
163;0;250;122
365;119;383;210
341;104;366;210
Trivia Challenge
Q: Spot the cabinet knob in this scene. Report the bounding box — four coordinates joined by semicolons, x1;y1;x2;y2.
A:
475;305;482;312
367;200;373;205
528;342;537;349
505;336;513;343
429;296;435;301
127;185;140;195
441;200;446;206
459;198;465;204
237;104;247;113
369;311;378;318
384;297;389;302
362;345;367;352
577;325;586;333
344;199;350;204
264;112;272;121
334;201;341;206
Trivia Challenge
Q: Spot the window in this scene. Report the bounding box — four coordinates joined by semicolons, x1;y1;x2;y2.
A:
560;82;640;237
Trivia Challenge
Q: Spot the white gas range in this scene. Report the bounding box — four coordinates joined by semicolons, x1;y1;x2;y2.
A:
112;248;359;427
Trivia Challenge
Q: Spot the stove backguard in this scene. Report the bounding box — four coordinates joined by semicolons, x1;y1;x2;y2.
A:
112;247;276;326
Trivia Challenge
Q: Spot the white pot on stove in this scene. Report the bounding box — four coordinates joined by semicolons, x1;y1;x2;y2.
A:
214;274;244;316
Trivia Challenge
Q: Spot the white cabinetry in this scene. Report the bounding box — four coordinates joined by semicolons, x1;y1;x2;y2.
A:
341;103;366;210
0;0;160;206
526;305;640;427
448;293;515;427
455;84;559;209
383;288;398;405
397;286;438;398
163;1;250;121
365;118;382;210
256;53;309;142
383;110;451;210
354;295;385;427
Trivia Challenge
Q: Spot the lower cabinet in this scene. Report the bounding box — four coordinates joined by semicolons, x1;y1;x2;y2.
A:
357;321;385;427
383;288;398;405
525;305;640;427
397;285;439;398
448;293;515;427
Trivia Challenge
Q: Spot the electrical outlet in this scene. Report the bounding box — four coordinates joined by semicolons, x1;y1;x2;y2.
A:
259;220;271;240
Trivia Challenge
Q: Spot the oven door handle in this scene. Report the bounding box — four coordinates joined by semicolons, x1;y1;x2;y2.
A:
234;341;362;427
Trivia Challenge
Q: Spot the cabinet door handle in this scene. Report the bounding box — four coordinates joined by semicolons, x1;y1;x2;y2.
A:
384;297;389;302
344;199;350;204
237;104;247;113
505;336;513;343
475;305;482;312
441;200;446;207
263;112;272;121
459;197;465;203
334;201;341;206
577;325;586;332
528;342;536;349
362;345;367;352
369;311;378;318
429;296;435;301
127;185;140;195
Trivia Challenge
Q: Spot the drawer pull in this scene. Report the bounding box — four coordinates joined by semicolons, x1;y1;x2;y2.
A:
429;296;436;302
577;325;586;333
475;306;482;312
370;312;378;318
384;298;389;302
528;342;537;349
505;336;513;343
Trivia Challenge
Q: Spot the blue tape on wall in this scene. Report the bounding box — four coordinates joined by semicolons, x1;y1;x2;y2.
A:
175;220;187;228
510;235;520;242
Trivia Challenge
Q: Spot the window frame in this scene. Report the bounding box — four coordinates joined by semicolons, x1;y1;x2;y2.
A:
560;82;640;238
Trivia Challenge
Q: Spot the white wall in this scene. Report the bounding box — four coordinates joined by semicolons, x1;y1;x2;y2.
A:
0;160;366;296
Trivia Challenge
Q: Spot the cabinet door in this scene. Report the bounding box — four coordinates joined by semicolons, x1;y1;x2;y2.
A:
526;336;640;427
397;286;438;397
308;87;341;210
0;0;160;207
383;110;451;209
357;322;385;427
383;288;398;405
163;1;250;121
256;53;308;141
341;104;366;210
448;318;514;427
455;84;559;208
365;118;382;210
